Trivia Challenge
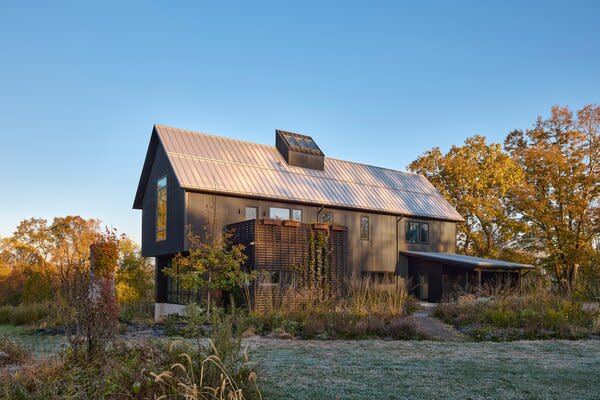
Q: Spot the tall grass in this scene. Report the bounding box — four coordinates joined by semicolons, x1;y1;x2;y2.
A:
434;283;600;340
0;303;62;326
0;313;261;399
344;277;408;316
151;339;260;400
249;277;419;339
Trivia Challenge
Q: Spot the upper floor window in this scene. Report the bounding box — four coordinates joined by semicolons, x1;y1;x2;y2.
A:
245;206;258;220
156;176;167;241
269;207;290;220
360;216;370;240
319;211;334;224
406;221;429;244
292;209;302;222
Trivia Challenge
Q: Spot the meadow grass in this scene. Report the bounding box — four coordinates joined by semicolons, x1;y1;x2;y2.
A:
250;338;600;400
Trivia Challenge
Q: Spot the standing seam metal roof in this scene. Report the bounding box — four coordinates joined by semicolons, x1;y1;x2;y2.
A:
149;124;464;222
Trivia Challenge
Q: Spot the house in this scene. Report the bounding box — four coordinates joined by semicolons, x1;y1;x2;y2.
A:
133;124;532;319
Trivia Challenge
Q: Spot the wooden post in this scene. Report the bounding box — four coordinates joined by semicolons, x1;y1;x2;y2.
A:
477;270;482;290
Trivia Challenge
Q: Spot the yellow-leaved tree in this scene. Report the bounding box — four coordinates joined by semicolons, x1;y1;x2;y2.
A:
409;135;526;260
505;105;600;291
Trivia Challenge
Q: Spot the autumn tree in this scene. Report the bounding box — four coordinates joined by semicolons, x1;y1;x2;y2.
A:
0;219;57;303
67;228;120;359
49;216;100;301
505;105;600;291
116;236;154;304
409;135;525;259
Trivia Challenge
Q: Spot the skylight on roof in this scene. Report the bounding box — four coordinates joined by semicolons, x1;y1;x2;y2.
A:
278;130;323;156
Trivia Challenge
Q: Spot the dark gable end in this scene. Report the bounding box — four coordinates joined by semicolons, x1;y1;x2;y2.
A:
133;125;182;210
134;126;186;257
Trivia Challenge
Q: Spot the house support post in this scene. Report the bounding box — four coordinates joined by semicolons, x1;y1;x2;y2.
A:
477;270;482;290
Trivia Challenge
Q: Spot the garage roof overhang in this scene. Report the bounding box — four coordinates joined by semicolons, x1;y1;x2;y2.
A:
400;251;534;272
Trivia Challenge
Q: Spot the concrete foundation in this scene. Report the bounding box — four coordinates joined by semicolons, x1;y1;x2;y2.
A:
154;302;186;321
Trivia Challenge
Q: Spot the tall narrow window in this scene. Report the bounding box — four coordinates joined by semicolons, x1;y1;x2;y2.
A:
292;209;302;222
360;216;369;240
406;221;419;244
156;176;167;241
419;223;429;244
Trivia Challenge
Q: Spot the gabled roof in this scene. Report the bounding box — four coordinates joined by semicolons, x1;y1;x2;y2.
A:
401;251;533;270
133;124;464;222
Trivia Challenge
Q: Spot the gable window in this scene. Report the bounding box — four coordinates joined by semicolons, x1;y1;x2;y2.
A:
319;211;334;224
292;209;302;222
406;221;429;244
156;176;167;241
269;207;290;220
245;206;258;220
360;216;370;240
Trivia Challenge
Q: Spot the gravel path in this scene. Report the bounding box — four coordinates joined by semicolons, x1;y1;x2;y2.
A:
409;301;465;341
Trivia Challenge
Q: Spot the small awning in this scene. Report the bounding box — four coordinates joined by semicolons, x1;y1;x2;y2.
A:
400;251;534;271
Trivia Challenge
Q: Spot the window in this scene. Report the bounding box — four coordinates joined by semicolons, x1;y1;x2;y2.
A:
360;216;369;240
258;270;297;289
406;221;429;244
269;207;290;220
292;209;302;222
156;176;167;241
419;223;429;244
245;206;258;220
319;211;334;224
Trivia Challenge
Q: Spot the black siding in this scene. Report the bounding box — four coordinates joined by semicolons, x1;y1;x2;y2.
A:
141;143;186;257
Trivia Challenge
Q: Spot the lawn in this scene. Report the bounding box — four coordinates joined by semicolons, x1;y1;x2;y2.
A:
249;339;600;400
2;325;599;399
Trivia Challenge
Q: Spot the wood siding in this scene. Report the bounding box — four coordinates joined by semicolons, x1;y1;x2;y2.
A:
184;192;456;277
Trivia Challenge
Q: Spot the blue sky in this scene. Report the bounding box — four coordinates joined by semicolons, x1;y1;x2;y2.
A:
1;0;599;243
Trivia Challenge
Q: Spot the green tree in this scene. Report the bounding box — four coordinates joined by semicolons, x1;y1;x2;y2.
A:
164;229;254;318
409;135;525;259
505;105;600;291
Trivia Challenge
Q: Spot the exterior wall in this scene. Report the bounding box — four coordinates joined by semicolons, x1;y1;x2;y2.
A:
141;143;186;257
185;191;457;278
397;218;456;277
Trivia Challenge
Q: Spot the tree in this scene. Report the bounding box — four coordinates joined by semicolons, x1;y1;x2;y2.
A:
67;228;120;360
409;135;525;259
116;236;154;304
164;229;254;319
505;105;600;291
49;216;100;300
0;219;57;304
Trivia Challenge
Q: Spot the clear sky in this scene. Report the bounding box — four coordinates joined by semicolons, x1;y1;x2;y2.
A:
1;0;599;243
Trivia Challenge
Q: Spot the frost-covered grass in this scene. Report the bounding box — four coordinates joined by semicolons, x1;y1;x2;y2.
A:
0;325;66;357
249;339;600;400
3;325;600;399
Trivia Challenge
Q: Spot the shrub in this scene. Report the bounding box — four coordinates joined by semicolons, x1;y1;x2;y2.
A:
0;337;29;366
434;286;600;340
0;317;262;399
118;300;154;322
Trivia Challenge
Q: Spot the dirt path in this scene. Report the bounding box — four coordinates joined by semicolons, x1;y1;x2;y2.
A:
408;302;465;342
